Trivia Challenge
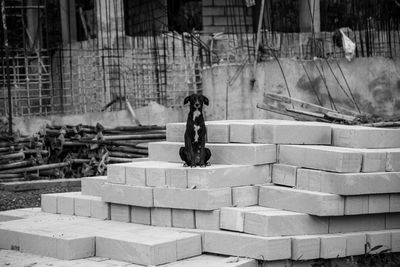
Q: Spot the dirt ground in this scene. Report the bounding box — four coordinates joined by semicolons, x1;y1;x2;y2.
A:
0;186;81;211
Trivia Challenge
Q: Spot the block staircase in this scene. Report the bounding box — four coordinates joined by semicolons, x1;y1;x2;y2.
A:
1;119;400;266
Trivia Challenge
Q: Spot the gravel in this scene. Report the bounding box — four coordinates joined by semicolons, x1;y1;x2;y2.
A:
0;186;81;211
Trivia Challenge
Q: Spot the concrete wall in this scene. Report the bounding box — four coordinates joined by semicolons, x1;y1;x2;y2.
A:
202;57;400;120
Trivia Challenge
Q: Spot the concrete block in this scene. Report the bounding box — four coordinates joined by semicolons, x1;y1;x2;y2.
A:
272;164;298;187
146;168;166;187
230;122;254;143
369;194;390;214
244;210;329;237
102;183;153;207
319;235;346;259
386;148;400;171
172;209;195;229
331;124;400;148
279;145;362;173
0;228;19;250
131;206;151;225
392;230;400;252
74;195;92;217
148;142;276;165
188;164;270;189
90;198;109;220
358;149;387;172
56;236;96;260
151;208;172;227
57;192;78;215
206;122;230;143
110;204;130;222
175;232;202;260
344;196;369;215
166;168;187;188
297;169;400;195
125;165;146;186
366;231;391;254
195;210;220;230
390;194;400;212
41;194;58;214
254;121;331;145
232;186;259;207
291;236;320;260
329;214;385;233
96;234;177;265
386;213;400;229
204;231;291;261
220;206;273;232
107;163;128;184
81;176;107;196
166;123;185;142
342;232;366;256
153;187;231;210
259;185;344;216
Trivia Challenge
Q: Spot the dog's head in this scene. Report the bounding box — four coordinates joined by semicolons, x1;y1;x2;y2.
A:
184;94;209;111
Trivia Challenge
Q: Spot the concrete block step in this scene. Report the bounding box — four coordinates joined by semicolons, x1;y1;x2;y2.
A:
148;142;276;165
107;160;271;189
258;185;345;216
278;145;363;173
331;124;400;148
271;163;298;187
297;169;400;195
81;176;107;197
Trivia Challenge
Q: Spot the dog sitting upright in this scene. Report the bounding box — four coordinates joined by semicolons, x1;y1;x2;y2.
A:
179;94;211;167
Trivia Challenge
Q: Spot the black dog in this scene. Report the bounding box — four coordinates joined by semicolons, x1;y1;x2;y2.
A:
179;94;211;167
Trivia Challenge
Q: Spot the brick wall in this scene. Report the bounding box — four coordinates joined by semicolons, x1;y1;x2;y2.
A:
202;0;254;34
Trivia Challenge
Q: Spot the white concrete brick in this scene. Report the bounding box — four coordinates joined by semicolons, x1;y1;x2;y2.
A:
74;195;92;217
102;183;153;207
342;232;366;256
81;176;107;197
125;165;146;186
175;232;202;260
0;228;18;250
369;194;390;214
329;214;385;233
206;122;230;143
232;186;259;207
366;231;391;254
259;185;344;216
130;206;151;225
386;213;400;229
319;235;346;259
279;145;362;173
166;168;187;188
146;168;166;187
331;124;400;148
166;123;185;142
386;148;400;171
357;149;387;172
90;198;109;220
272;164;298;187
297;169;400;195
391;230;400;252
107;163;129;184
41;194;58;214
204;231;291;261
254;121;331;145
154;187;231;210
344;196;369;215
195;210;220;230
56;236;96;260
390;194;400;212
220;207;273;232
172;209;195;229
57;192;78;215
291;236;320;260
244;210;329;237
187;164;270;189
148;142;276;165
151;208;172;227
110;204;130;222
230;123;254;143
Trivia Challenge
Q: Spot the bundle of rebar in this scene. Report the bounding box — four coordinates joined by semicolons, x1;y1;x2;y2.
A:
0;123;166;183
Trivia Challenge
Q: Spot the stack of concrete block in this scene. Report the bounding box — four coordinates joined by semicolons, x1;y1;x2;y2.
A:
38;119;400;265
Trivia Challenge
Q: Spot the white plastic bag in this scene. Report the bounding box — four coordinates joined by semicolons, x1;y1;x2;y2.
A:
339;29;355;61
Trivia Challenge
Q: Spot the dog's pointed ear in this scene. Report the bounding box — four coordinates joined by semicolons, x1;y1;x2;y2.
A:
203;96;209;106
183;96;190;105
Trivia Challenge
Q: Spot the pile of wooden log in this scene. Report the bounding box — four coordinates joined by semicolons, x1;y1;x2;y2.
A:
0;123;166;183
